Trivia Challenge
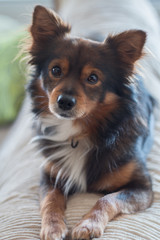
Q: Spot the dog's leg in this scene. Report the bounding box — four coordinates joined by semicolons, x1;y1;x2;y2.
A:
40;170;68;240
72;184;153;239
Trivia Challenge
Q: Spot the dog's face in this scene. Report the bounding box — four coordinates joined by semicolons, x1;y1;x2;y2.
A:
29;6;146;120
42;37;111;120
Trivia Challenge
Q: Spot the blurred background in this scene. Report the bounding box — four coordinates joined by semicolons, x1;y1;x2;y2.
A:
0;0;159;145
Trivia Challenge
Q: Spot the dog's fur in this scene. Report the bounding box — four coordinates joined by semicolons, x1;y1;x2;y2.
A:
27;5;155;240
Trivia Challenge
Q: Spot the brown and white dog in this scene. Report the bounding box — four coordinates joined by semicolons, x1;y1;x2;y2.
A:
27;4;155;240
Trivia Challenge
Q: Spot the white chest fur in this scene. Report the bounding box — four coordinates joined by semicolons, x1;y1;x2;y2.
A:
34;115;91;195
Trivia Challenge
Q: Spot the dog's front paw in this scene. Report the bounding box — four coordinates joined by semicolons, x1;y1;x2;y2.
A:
40;218;68;240
72;218;104;240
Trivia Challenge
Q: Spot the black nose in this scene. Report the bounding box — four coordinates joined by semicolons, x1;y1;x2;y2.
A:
57;94;76;111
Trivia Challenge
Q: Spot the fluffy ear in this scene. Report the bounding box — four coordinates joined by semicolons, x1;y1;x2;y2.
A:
30;5;71;42
105;30;146;64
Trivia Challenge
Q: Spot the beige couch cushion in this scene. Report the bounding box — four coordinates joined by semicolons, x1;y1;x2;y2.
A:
0;0;160;239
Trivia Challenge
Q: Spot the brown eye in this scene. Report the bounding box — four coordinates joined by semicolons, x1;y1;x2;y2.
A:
87;74;98;84
51;66;62;77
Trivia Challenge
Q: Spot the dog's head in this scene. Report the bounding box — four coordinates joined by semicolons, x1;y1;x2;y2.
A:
29;5;146;121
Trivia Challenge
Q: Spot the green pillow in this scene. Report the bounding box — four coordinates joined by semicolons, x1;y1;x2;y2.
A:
0;30;27;125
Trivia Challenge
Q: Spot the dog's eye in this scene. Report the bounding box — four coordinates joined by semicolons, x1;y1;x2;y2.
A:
51;66;62;78
87;74;98;84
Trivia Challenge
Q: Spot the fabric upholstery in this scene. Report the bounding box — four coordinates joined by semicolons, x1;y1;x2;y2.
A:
0;0;160;239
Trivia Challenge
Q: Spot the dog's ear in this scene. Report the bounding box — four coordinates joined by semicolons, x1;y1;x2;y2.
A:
30;5;71;42
105;30;146;64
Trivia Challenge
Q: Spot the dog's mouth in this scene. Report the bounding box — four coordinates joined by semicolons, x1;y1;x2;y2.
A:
49;104;85;120
53;109;77;120
59;112;71;118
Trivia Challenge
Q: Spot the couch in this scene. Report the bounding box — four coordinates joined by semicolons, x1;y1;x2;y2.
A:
0;0;160;239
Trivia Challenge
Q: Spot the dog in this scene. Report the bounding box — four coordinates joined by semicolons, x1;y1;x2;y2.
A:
27;5;155;240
